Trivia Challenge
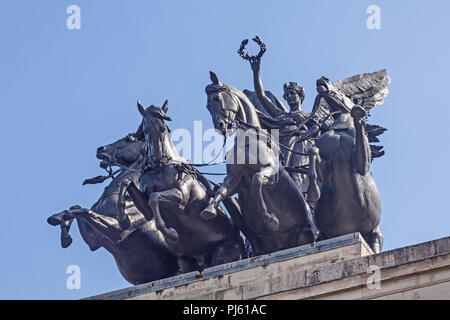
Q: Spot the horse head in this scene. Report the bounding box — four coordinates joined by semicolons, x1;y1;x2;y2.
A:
205;71;261;136
205;72;241;136
137;99;184;167
137;99;170;136
316;77;354;114
96;134;146;169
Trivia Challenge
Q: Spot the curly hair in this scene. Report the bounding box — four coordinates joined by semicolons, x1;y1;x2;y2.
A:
283;82;305;103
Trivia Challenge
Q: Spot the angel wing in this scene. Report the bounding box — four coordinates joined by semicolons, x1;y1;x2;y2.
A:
333;69;391;112
306;70;391;160
333;69;391;160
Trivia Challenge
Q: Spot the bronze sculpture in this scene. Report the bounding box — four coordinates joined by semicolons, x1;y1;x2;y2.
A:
237;36;389;252
238;37;315;193
47;36;390;285
305;73;390;253
201;72;319;255
118;100;246;272
47;133;179;284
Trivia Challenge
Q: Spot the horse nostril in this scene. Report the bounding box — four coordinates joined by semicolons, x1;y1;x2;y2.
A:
97;146;104;152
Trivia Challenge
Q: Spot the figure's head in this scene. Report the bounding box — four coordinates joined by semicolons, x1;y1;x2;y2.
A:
205;71;239;136
96;134;146;169
283;82;305;110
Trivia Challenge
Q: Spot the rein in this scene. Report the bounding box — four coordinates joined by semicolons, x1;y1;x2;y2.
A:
190;138;227;167
234;108;343;158
83;159;141;186
235;117;310;157
82;167;123;185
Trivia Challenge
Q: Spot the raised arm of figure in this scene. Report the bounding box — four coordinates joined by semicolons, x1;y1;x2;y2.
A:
249;56;284;118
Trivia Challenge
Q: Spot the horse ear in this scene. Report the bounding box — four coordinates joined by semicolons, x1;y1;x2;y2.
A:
162;100;169;113
137;100;146;117
209;71;221;85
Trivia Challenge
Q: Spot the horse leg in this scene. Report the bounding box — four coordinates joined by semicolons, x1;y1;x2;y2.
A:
49;205;105;250
351;105;371;176
56;205;81;248
71;209;124;255
201;173;241;220
293;194;320;246
60;218;73;248
363;226;384;253
304;147;326;243
60;204;92;248
211;238;246;266
177;255;201;273
76;218;102;251
48;206;76;248
306;147;321;203
49;207;124;245
276;167;320;245
117;180;154;230
147;188;185;243
251;165;280;231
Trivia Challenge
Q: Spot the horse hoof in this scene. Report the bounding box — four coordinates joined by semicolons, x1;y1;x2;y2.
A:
264;213;280;232
200;206;217;220
47;214;63;226
350;105;366;119
70;205;81;210
310;229;320;242
61;234;73;248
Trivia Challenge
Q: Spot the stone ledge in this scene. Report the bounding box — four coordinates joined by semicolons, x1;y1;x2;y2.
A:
85;234;450;300
260;243;450;299
86;232;369;300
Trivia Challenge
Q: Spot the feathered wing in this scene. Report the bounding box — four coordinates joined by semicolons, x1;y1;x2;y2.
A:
366;123;388;160
333;69;391;112
333;69;391;160
305;70;391;161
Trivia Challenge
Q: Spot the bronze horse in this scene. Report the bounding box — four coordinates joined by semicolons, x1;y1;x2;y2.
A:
118;100;246;272
306;74;390;253
47;134;179;284
201;72;319;256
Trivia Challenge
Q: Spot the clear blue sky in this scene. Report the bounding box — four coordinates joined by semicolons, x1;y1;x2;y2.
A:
1;0;449;299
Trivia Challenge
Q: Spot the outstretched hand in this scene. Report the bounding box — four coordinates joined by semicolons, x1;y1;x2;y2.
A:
249;56;261;72
237;35;266;72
